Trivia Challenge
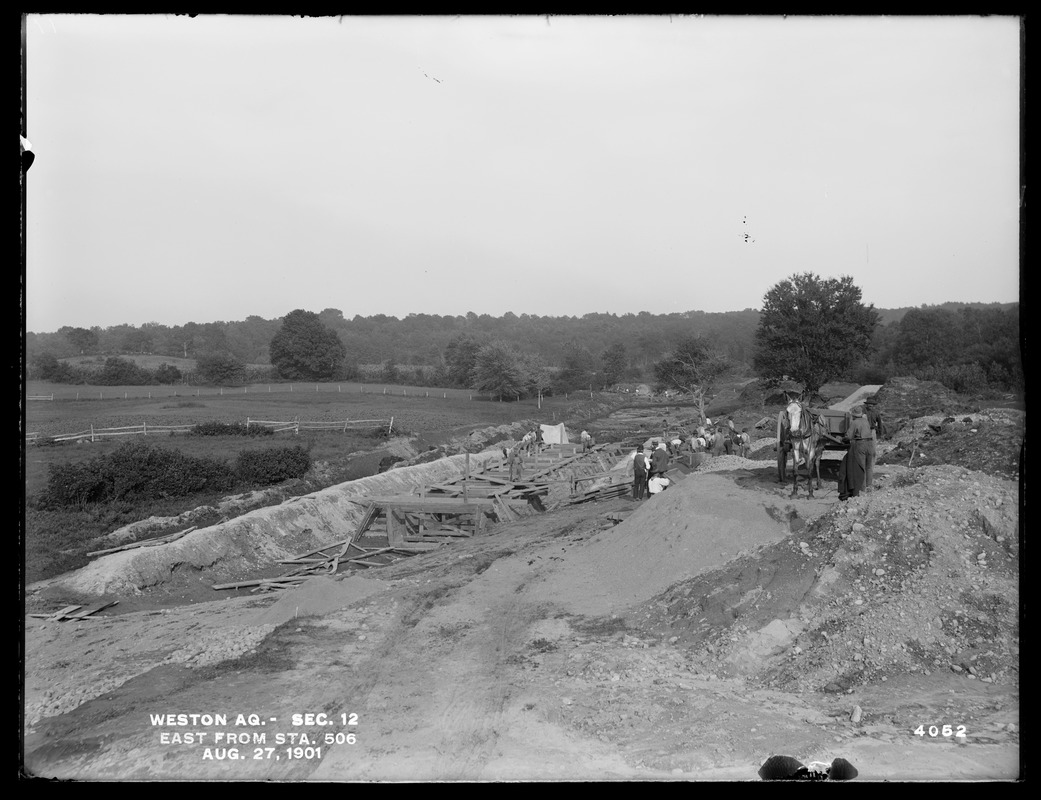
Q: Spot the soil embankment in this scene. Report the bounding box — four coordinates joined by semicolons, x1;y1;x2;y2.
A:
23;449;1019;781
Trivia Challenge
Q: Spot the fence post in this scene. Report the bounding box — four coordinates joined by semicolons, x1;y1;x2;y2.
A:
295;416;299;436
143;422;147;436
90;424;95;443
247;418;251;431
388;416;394;436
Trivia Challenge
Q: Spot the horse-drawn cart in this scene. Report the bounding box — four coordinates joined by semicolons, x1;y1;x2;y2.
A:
809;407;852;453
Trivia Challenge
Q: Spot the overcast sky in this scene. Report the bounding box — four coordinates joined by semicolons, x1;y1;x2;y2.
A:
23;14;1021;333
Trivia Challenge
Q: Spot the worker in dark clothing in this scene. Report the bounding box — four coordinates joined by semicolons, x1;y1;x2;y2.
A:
632;446;649;500
838;406;872;501
650;441;670;479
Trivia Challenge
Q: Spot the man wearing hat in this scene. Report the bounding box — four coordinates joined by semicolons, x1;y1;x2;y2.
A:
838;405;872;500
864;397;884;491
632;445;649;500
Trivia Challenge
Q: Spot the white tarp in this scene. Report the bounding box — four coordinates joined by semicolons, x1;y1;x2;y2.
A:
539;423;569;444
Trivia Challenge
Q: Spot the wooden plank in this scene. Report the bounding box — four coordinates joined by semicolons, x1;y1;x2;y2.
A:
363;495;500;509
86;526;197;557
63;600;119;620
29;605;82;620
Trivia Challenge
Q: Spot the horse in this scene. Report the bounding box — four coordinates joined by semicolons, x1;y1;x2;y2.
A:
777;400;828;498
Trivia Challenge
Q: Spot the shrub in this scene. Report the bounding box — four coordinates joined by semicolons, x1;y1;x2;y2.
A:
39;442;236;509
235;445;312;485
154;363;183;384
192;421;273;437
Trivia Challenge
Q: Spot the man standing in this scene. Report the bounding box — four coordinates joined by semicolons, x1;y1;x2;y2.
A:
738;428;751;458
507;446;523;482
650;440;670;480
838;405;872;501
710;427;726;457
632;446;649;500
863;397;884;491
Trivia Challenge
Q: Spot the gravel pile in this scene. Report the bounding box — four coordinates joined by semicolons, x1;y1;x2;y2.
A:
26;673;139;728
643;463;1020;695
162;623;276;668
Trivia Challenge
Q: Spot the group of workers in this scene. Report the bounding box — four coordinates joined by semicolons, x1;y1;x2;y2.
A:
630;440;672;499
688;419;751;458
504;425;546;483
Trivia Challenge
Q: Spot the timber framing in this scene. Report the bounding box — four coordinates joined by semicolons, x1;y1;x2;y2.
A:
212;441;627;593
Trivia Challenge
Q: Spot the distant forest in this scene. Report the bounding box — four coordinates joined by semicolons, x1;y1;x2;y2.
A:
25;301;1021;396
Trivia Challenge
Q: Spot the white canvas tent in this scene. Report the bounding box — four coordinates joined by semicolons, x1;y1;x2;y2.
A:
539;423;569;444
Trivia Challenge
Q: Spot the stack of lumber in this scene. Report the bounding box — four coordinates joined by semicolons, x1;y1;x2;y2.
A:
211;540;418;593
567;481;632;504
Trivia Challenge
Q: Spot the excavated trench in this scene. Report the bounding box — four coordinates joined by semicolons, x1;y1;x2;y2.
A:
31;444;622;600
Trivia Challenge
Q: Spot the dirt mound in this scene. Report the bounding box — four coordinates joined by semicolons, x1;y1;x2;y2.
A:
633;464;1019;695
527;473;813;615
879;409;1023;481
875;376;979;419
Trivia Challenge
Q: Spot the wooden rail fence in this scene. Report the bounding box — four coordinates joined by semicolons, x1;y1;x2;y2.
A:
26;416;393;445
246;416;394;435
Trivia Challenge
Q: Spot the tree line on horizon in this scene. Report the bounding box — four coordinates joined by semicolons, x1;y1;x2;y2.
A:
25;285;1021;401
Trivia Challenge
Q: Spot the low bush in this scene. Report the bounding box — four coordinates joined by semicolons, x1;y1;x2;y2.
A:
235;445;312;485
39;442;236;509
192;421;273;437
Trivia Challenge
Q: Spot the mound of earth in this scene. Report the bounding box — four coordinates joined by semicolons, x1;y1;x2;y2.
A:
23;446;1020;780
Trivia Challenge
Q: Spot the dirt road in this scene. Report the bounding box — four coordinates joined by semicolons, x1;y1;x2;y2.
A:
22;462;1020;782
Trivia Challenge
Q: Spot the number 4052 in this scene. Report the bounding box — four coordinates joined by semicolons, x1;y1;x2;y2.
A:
914;724;967;738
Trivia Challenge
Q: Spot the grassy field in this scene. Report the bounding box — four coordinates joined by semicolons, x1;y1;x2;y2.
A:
23;382;613;492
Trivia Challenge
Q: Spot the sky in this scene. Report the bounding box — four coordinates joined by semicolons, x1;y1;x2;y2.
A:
22;14;1021;333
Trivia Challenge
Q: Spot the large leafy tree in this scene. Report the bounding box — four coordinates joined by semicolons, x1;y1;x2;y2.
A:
520;352;552;408
653;336;730;423
555;342;595;394
269;309;347;381
753;273;879;396
195;351;246;386
59;325;99;355
472;341;525;401
600;342;628;387
442;334;482;388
